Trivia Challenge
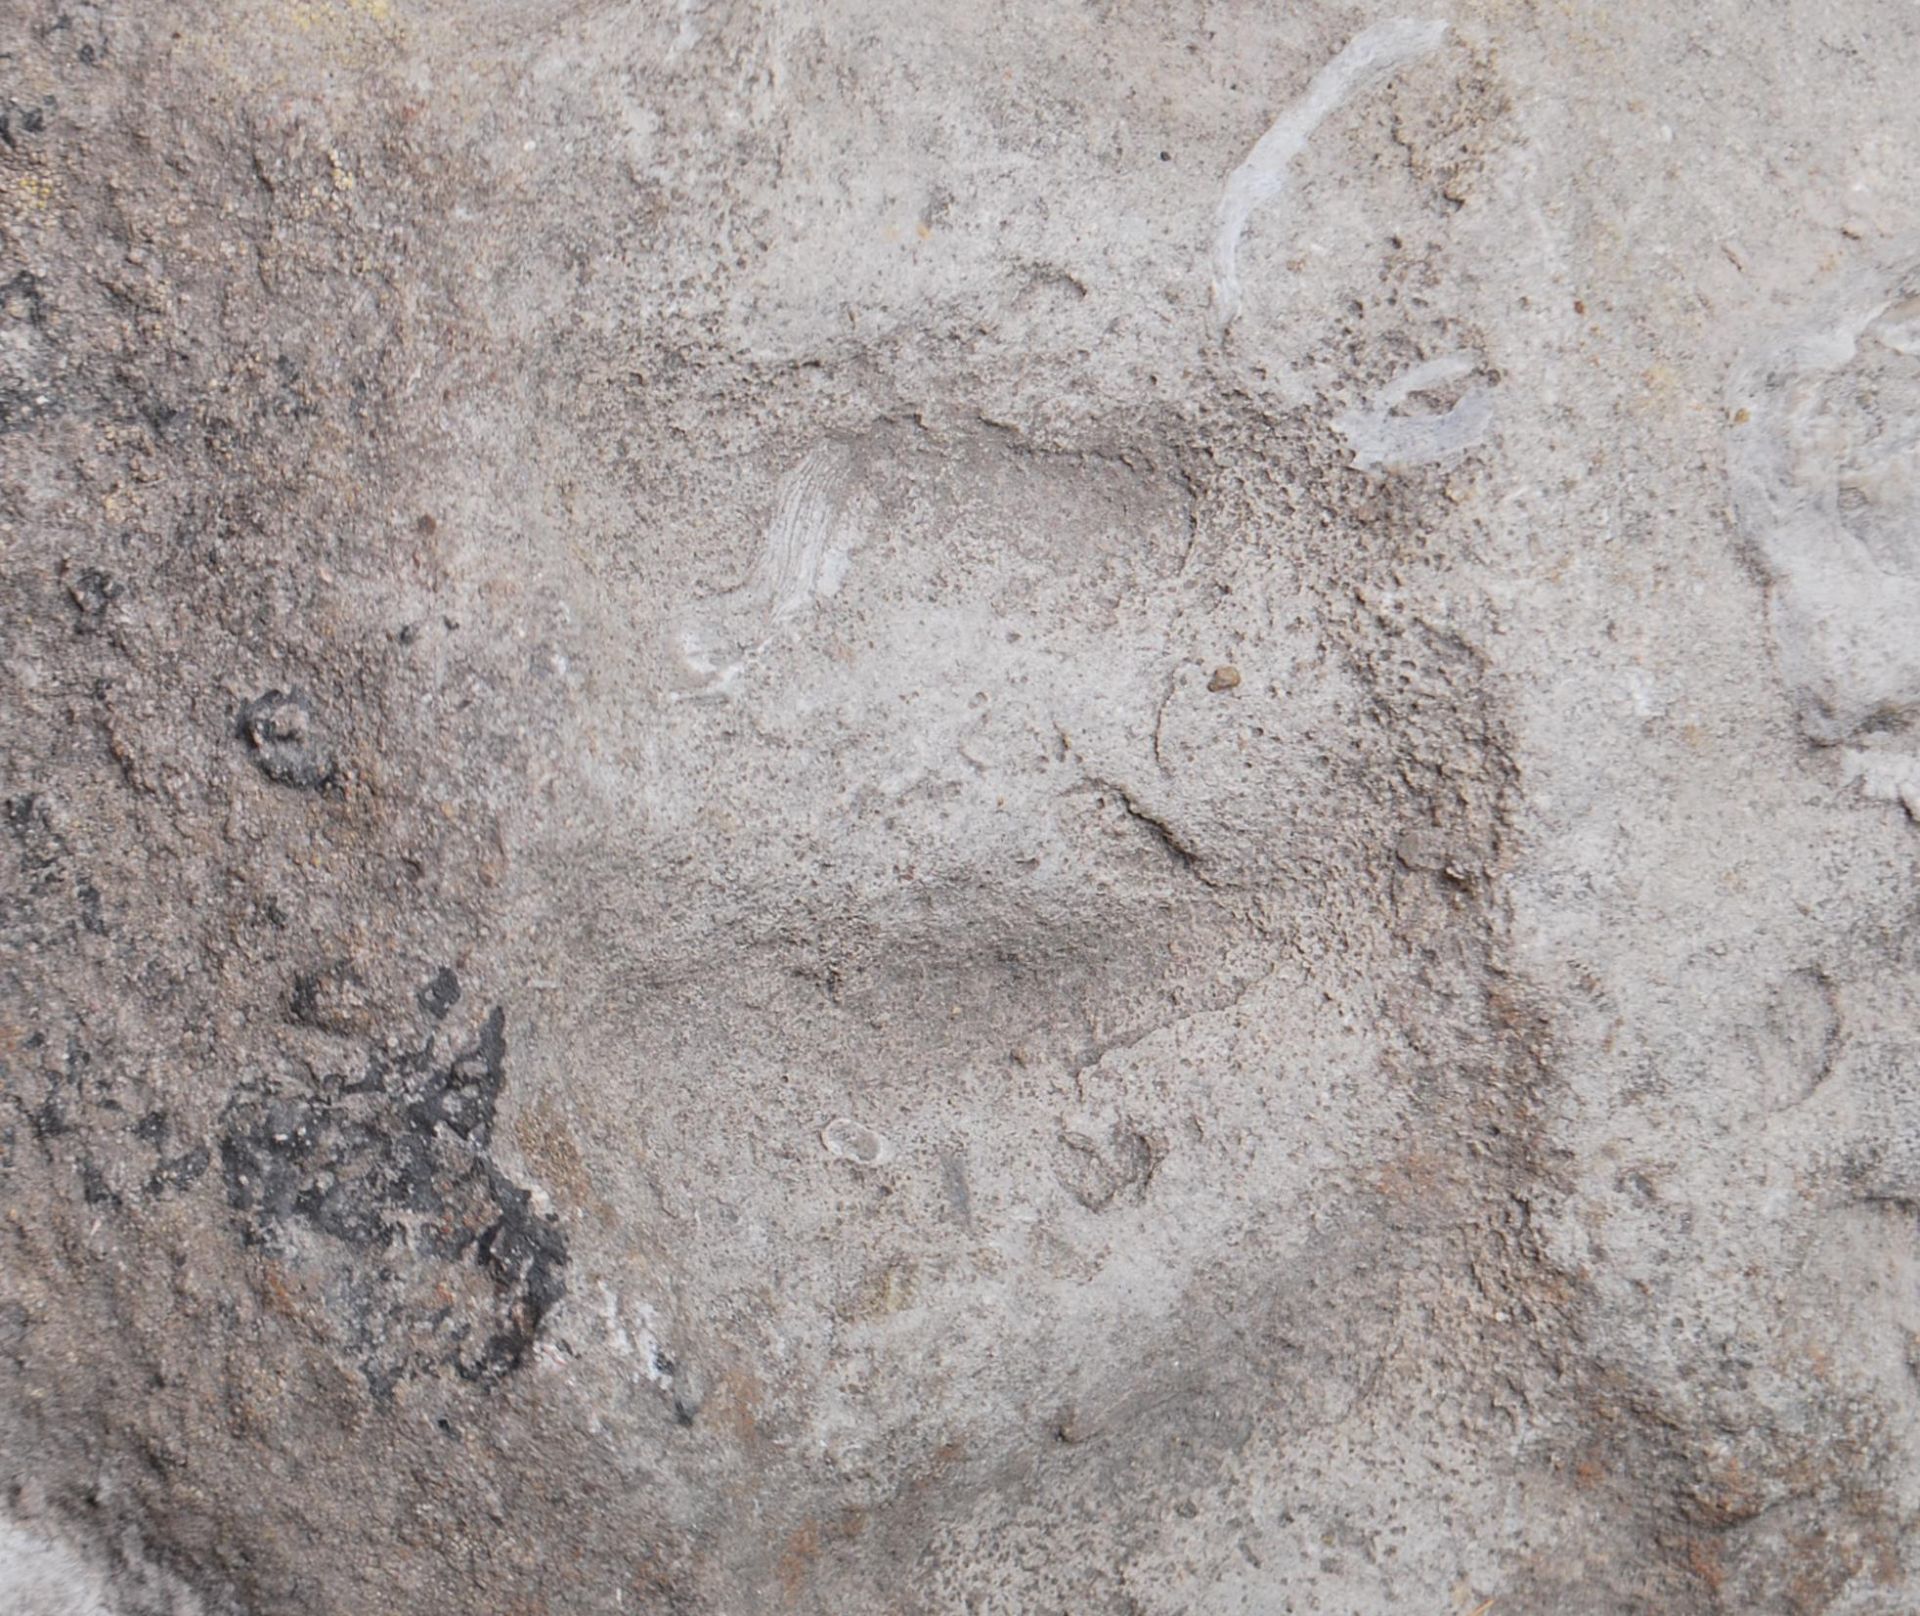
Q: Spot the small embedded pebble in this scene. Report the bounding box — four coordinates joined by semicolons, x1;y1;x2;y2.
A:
820;1117;892;1166
1207;665;1241;693
236;688;339;791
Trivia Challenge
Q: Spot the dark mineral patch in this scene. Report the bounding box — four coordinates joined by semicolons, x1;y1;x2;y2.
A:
288;960;374;1035
418;966;461;1021
3;798;110;950
145;1145;209;1197
1;268;45;321
63;565;121;631
6;794;68;897
0;102;50;151
219;1004;568;1390
234;688;339;792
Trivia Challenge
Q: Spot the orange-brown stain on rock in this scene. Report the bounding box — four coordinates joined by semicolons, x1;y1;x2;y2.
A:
706;1366;765;1447
514;1097;607;1219
1680;1535;1726;1597
776;1510;868;1606
1374;1147;1458;1203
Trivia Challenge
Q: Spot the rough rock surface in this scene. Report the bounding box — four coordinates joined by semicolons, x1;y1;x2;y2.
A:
1;1;1917;1612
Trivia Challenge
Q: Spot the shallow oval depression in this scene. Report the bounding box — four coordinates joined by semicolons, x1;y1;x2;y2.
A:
489;394;1505;1560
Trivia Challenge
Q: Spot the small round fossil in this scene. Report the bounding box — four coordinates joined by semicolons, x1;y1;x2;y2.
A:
820;1116;893;1167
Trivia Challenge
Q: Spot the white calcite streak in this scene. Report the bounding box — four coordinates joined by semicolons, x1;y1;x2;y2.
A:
1210;18;1449;337
672;441;867;695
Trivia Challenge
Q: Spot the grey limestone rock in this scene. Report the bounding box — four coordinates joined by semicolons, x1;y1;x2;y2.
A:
2;2;1919;1613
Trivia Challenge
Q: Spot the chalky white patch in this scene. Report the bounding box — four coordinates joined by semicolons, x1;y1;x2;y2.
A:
1728;253;1920;771
1333;352;1493;470
1842;748;1920;821
0;1517;111;1616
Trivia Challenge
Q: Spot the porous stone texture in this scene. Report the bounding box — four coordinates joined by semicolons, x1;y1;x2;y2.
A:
1;2;1917;1612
